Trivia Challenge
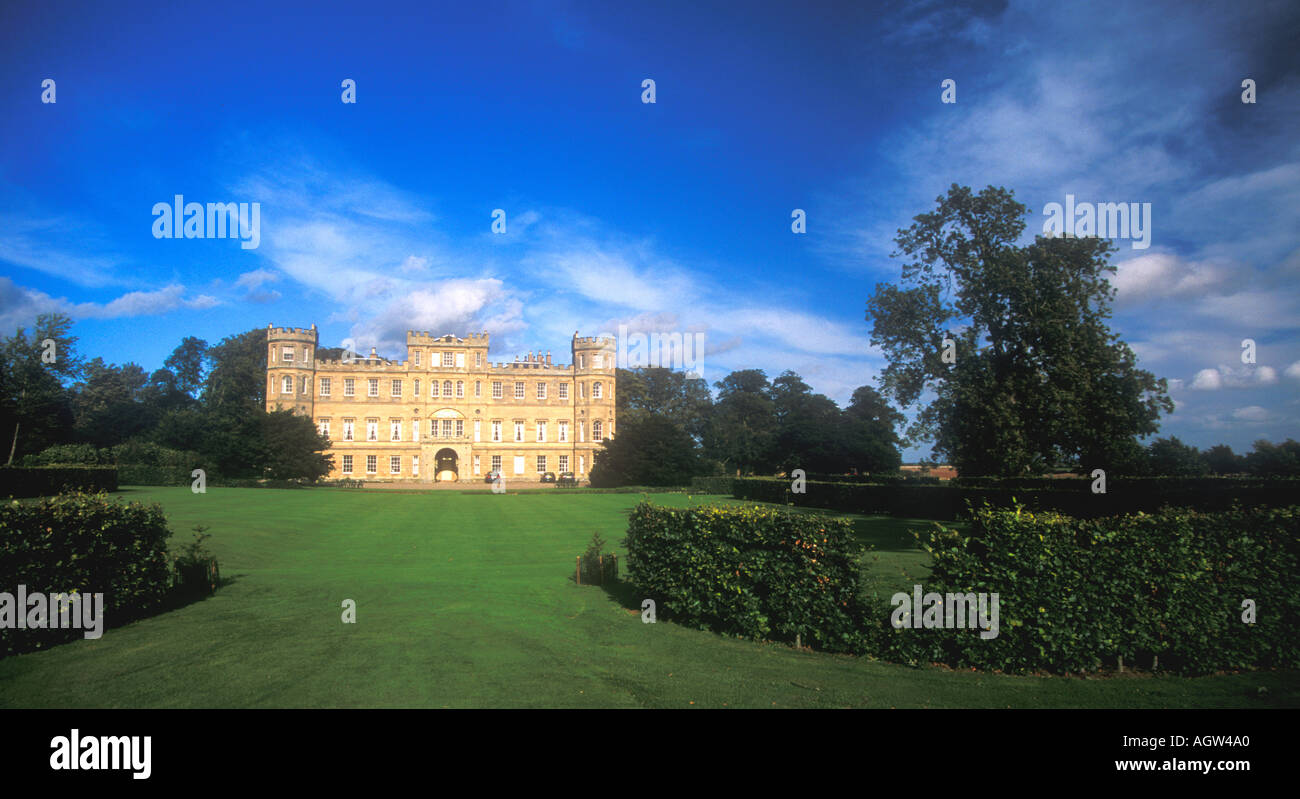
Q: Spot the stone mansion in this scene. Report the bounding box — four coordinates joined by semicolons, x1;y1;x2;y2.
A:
266;325;616;483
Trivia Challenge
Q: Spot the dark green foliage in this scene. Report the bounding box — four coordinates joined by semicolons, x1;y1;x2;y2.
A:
729;476;1300;520
0;492;173;657
1245;439;1300;477
0;467;118;498
688;476;736;494
866;184;1172;476
590;413;704;487
173;524;220;598
624;501;871;652
872;504;1300;675
1146;436;1209;476
577;532;617;585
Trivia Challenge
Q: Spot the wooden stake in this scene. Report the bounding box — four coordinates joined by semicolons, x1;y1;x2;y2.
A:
575;555;581;585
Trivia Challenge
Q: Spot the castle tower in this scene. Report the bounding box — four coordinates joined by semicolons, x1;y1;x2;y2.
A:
266;324;319;417
571;332;618;469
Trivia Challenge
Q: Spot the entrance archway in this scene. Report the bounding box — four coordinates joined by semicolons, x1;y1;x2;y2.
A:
435;448;459;482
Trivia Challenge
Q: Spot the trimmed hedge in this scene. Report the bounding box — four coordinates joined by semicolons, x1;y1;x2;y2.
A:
872;504;1300;675
0;466;118;498
0;491;173;657
688;476;736;494
624;501;871;652
730;477;1300;520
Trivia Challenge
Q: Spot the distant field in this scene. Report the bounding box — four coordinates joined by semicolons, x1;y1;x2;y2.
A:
0;487;1293;708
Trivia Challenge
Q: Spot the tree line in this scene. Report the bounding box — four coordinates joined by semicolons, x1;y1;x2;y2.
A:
1;315;331;481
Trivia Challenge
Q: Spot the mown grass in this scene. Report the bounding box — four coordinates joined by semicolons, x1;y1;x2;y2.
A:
0;487;1293;708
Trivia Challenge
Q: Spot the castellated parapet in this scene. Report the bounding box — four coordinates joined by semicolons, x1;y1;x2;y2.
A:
265;324;615;486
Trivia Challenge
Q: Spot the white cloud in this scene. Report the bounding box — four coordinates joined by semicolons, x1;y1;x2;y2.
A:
1188;364;1279;390
1111;253;1232;304
1286;360;1300;380
1231;405;1270;422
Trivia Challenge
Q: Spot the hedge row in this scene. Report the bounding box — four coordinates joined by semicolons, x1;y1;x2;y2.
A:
0;491;173;657
951;476;1295;491
729;477;1299;520
688;476;736;494
624;501;871;652
871;504;1300;675
0;467;119;498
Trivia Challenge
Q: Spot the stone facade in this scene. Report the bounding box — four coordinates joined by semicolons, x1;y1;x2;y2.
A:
265;325;616;483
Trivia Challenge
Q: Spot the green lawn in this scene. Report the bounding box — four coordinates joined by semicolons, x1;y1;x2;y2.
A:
0;487;1294;708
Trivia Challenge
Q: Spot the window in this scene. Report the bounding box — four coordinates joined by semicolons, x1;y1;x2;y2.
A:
474;380;481;397
429;419;437;437
366;418;379;442
442;380;452;397
537;383;547;400
536;420;547;442
366;455;377;474
282;346;294;362
578;421;585;442
491;455;501;473
579;354;585;369
320;377;331;397
593;381;602;399
514;421;524;442
455;419;464;438
456;380;464;398
343;419;355;441
443;351;455;367
390;456;401;474
474;420;481;442
579;455;585;474
514;382;525;399
593;420;603;441
513;456;525;475
414;350;421;366
302;376;310;395
342;455;353;474
390;419;401;441
559;383;568;400
413;421;419;442
559;455;569;472
536;455;546;473
580;382;586;398
344;378;355;397
414;379;420;396
412;455;419;476
368;378;379;397
593;354;602;369
442;419;453;438
282;376;293;394
492;381;503;399
473;455;481;475
318;419;330;438
491;420;501;442
475;352;482;367
391;379;402;397
455;352;465;368
558;420;568;442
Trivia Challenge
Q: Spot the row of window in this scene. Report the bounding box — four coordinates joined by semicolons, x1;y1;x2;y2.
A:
276;346;611;371
339;453;582;476
279;376;606;400
317;418;607;443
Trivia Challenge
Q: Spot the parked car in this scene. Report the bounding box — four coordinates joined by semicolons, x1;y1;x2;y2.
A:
556;472;577;488
484;470;501;484
541;472;557;483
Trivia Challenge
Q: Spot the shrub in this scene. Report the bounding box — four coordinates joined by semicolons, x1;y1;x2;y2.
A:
0;466;118;498
576;532;617;585
0;491;173;657
624;501;871;652
688;476;735;494
729;476;1300;520
870;504;1300;675
172;524;220;598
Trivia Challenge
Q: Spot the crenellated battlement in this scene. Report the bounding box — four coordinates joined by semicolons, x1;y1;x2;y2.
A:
267;324;319;343
407;331;490;346
572;334;616;349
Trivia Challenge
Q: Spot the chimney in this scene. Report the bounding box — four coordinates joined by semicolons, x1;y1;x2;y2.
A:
546;351;551;366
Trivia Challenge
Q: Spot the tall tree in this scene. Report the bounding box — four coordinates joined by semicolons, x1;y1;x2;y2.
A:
768;371;843;474
1146;436;1209;476
203;328;267;416
704;369;777;475
71;358;151;448
0;313;80;463
841;385;904;473
589;413;703;487
866;184;1172;476
164;336;208;397
615;367;712;440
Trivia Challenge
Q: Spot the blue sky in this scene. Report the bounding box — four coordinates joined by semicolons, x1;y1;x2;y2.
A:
1;0;1297;459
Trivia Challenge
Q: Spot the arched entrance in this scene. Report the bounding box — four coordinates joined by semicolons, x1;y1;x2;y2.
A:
435;448;458;482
